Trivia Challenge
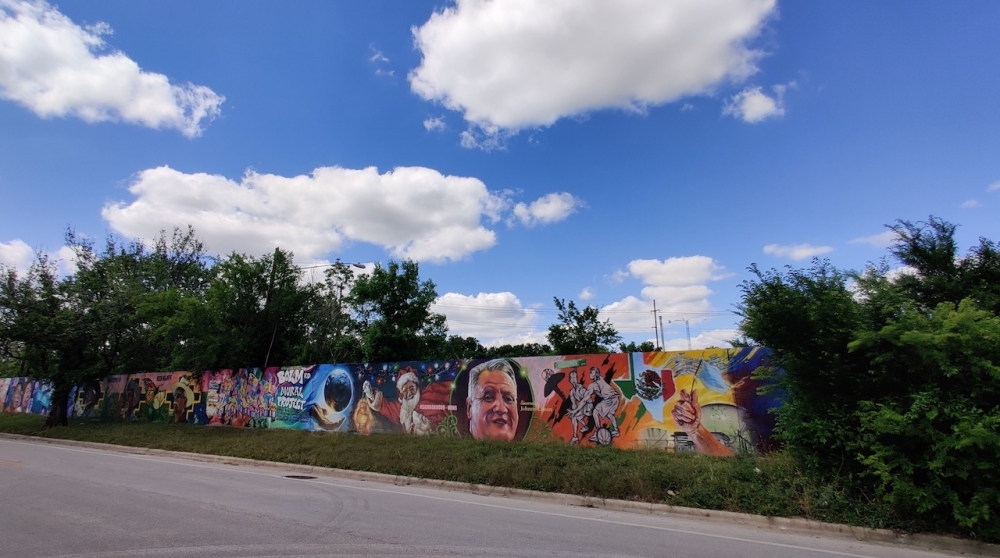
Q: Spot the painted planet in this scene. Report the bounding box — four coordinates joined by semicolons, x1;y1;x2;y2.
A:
324;369;354;412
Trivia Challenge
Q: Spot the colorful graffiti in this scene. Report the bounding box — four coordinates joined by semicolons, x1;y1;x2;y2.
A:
0;348;780;455
202;367;278;428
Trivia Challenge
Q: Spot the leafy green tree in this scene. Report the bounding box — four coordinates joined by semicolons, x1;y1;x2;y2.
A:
438;335;487;360
484;342;552;358
296;261;364;364
889;216;1000;314
0;228;212;426
547;298;621;355
0;255;78;426
618;340;657;353
180;248;313;370
738;217;1000;538
348;260;447;362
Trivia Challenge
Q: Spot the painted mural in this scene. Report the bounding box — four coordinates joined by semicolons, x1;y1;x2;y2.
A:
0;348;780;455
70;372;206;424
2;377;53;415
202;367;279;428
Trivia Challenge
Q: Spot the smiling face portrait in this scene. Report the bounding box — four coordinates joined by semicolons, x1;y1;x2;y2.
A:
466;359;519;442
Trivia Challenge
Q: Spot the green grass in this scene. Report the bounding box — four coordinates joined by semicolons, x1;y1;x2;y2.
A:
0;412;914;536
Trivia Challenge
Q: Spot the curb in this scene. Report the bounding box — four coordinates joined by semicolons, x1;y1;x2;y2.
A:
3;432;997;557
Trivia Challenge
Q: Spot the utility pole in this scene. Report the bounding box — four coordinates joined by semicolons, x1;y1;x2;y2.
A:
659;315;665;350
651;300;659;349
669;315;692;351
263;247;280;369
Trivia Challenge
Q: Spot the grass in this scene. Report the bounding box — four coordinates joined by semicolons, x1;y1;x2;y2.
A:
0;412;917;536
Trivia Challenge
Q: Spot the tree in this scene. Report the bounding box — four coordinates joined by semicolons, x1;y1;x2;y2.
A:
0;255;79;426
181;248;313;370
296;261;364;364
348;260;447;362
0;228;212;427
546;298;620;355
618;340;656;353
737;217;1000;538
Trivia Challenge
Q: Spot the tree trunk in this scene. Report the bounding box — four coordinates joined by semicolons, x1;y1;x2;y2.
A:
44;382;71;427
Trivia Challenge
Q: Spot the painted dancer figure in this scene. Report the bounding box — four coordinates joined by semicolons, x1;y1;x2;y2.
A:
566;370;590;444
585;366;620;442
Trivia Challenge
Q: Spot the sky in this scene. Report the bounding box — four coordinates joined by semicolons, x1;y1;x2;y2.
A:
1;0;998;350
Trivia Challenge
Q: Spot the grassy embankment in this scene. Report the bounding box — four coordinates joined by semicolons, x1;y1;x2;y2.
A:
0;412;908;535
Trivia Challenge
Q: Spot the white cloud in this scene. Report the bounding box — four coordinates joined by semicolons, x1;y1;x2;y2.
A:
886;265;918;283
722;83;788;123
409;0;776;134
849;230;897;248
579;287;594;301
988;180;1000;192
509;192;583;227
458;126;511;151
0;0;223;137
0;239;76;275
610;269;629;284
961;199;981;209
480;330;551;349
432;291;540;343
102;165;553;263
763;243;833;260
600;256;730;332
369;47;389;64
0;239;35;273
423;115;446;132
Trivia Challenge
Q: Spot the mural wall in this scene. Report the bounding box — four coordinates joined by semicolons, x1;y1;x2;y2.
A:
0;348;780;455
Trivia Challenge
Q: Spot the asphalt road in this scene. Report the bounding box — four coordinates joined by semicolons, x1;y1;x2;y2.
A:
0;438;969;558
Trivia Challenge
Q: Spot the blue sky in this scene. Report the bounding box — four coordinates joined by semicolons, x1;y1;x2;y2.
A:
1;0;998;349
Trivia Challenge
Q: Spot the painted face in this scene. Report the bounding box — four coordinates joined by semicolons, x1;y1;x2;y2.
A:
399;380;418;401
9;384;23;410
21;383;33;410
569;371;580;386
467;370;518;441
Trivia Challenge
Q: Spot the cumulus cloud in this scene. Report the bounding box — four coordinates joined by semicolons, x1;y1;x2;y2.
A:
432;291;540;343
849;230;898;248
579;287;594;301
722;83;790;123
763;243;833;260
409;0;776;134
103;165;544;263
0;239;76;275
961;199;981;209
423;115;446;132
509;192;583;227
104;166;579;262
0;0;224;137
600;256;730;333
0;239;35;273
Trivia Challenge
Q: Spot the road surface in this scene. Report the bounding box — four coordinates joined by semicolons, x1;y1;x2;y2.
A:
0;437;969;557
